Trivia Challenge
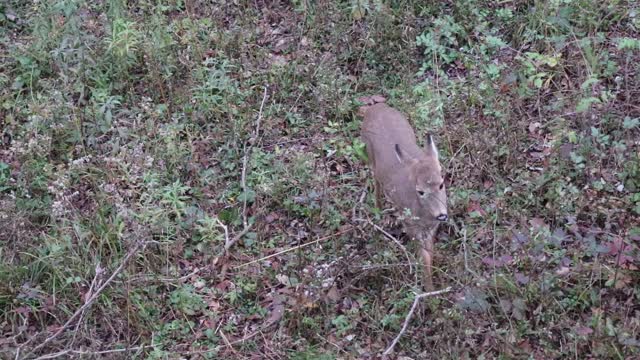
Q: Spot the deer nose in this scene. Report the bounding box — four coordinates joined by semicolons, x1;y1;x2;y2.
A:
437;214;448;222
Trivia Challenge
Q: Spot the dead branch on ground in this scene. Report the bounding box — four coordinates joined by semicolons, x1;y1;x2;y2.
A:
383;287;453;356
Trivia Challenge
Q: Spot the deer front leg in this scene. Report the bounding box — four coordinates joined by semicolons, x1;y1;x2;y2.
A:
374;179;383;209
418;227;438;291
419;246;433;291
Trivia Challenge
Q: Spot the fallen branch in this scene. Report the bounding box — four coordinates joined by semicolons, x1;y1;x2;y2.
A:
32;345;150;360
383;287;452;356
223;222;254;252
234;226;354;269
227;85;268;253
350;185;367;222
369;221;414;275
183;327;263;356
25;241;146;359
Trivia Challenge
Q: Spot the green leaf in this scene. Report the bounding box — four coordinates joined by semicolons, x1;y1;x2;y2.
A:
457;288;491;313
576;97;600;112
242;232;257;247
218;208;238;224
617;37;640;50
580;77;599;90
238;189;256;203
623;117;639;129
484;35;507;49
534;77;543;88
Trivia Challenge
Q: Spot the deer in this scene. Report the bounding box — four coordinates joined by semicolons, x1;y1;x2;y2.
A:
360;102;448;290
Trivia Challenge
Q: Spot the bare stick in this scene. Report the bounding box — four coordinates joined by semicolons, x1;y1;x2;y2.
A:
33;345;151;360
214;216;230;246
369;221;414;275
218;330;238;356
70;263;104;346
234;227;354;269
453;221;480;278
230;86;269;253
240;142;250;229
26;241;145;358
383;287;452;356
213;215;253;253
183;327;263;355
351;185;367;222
253;85;268;143
223;223;254;252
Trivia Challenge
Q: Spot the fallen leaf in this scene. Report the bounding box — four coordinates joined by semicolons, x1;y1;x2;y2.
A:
265;295;286;326
265;212;279;223
276;273;291;286
528;122;542;133
606;237;635;267
482;255;512;267
549;228;568;245
15;306;31;314
517;339;532;352
208;300;220;311
215;280;233;291
607;272;633;289
193;279;206;289
467;202;486;217
515;272;530;285
456;288;491;313
529;217;547;231
575;326;593;336
556;266;570;276
326;285;340;302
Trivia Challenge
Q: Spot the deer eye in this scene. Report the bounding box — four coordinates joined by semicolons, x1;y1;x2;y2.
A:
417;190;426;197
439;182;444;190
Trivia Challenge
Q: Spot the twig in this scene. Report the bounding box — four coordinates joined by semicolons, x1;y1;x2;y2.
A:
461;226;479;278
230;85;269;253
214;216;230;246
240;142;250;229
127;267;202;284
223;223;254;252
253;85;268;143
25;241;145;358
351;185;367;222
32;345;151;360
383;287;452;356
183;328;263;355
213;215;253;253
369;221;414;275
70;263;104;347
218;330;238;356
234;227;354;269
451;220;479;278
357;262;416;271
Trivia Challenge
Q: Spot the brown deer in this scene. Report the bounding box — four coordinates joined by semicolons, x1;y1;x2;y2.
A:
361;102;448;290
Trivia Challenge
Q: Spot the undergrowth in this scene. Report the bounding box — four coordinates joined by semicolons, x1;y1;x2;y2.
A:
1;0;639;358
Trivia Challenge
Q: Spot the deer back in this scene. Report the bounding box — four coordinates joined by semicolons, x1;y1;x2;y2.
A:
361;103;447;236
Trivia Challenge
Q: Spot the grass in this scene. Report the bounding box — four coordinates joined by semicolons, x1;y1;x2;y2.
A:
1;0;639;358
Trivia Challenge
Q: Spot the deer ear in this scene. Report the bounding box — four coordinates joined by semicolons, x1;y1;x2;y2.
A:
425;134;439;159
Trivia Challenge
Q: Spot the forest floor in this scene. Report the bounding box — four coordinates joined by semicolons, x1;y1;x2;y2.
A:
1;0;640;358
